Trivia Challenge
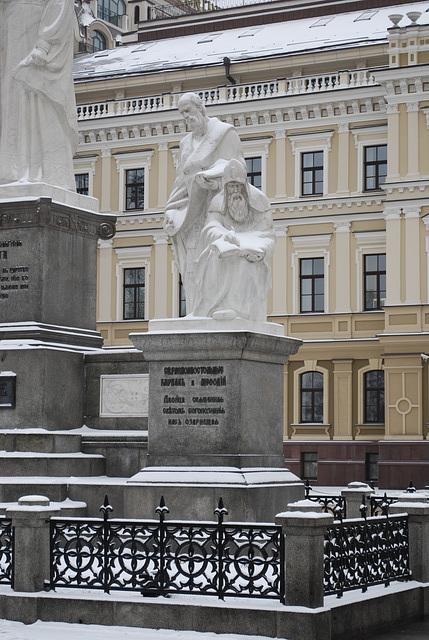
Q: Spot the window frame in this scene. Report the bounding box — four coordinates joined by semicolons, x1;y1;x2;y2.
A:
123;266;146;320
301;452;318;480
292;362;329;429
300;257;325;313
364;370;385;424
364;144;387;191
301;151;324;197
300;370;324;423
245;156;262;190
73;155;97;197
75;173;89;196
363;253;386;311
115;150;154;214
125;168;145;211
290;130;333;198
114;246;151;322
91;29;107;52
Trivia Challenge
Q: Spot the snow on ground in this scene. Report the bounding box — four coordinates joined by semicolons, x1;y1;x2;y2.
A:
0;620;281;640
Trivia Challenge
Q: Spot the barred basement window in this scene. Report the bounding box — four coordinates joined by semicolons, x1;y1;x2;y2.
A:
123;268;145;320
364;370;385;423
301;452;318;480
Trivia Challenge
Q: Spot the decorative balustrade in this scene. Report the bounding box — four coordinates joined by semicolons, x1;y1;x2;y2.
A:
76;69;379;121
50;496;284;601
0;518;13;586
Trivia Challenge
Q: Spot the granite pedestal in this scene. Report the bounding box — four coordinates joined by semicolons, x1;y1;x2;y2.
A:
129;323;304;521
0;194;116;429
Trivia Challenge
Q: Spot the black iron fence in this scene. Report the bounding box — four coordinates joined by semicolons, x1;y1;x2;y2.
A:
304;480;346;519
50;497;284;602
0;518;13;587
324;512;411;597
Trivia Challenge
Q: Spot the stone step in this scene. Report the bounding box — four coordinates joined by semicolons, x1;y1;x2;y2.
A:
0;479;70;503
0;452;105;477
0;429;82;453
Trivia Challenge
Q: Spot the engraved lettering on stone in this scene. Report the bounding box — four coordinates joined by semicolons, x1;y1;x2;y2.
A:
161;363;227;427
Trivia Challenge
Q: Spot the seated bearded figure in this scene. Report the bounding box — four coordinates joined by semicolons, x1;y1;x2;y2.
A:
192;159;276;322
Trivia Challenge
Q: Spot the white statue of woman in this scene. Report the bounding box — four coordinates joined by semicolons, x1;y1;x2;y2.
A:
0;0;78;191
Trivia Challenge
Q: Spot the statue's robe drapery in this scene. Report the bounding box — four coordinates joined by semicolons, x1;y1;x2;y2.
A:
164;117;244;310
0;0;77;190
193;185;275;321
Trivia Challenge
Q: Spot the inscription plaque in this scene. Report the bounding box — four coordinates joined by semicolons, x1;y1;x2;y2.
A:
0;373;16;409
160;365;227;428
0;240;30;301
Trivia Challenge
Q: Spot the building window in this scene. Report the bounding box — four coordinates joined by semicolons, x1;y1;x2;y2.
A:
301;452;318;480
125;169;145;211
97;0;126;25
123;268;145;320
364;254;386;310
301;151;324;196
178;275;187;318
364;145;387;191
91;30;107;52
245;156;262;189
365;453;379;484
300;257;324;313
300;371;324;423
134;6;140;23
75;173;89;196
364;370;385;423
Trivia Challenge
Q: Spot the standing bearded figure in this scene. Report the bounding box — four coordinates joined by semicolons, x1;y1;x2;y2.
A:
0;0;78;191
164;92;245;312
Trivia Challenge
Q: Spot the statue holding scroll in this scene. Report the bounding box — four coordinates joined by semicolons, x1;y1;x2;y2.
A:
0;0;78;191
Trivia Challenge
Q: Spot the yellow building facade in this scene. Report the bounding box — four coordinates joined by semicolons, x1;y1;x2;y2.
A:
73;2;429;488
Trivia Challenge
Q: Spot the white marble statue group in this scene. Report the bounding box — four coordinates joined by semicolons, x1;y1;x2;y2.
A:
164;93;275;323
0;1;273;323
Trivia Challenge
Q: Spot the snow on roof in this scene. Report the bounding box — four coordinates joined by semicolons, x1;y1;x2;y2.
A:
74;2;429;81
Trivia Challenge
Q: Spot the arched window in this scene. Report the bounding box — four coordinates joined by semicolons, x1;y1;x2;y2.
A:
134;6;140;24
300;371;323;423
364;370;385;423
91;30;107;52
98;0;126;25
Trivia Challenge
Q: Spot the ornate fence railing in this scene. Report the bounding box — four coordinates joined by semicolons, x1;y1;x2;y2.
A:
50;497;284;601
324;513;411;597
0;518;13;586
304;481;346;520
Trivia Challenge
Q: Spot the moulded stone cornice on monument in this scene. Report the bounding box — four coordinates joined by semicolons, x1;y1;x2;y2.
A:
0;198;115;240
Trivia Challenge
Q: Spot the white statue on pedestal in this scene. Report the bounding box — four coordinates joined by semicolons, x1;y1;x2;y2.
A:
164;92;245;311
192;159;275;322
0;0;78;191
